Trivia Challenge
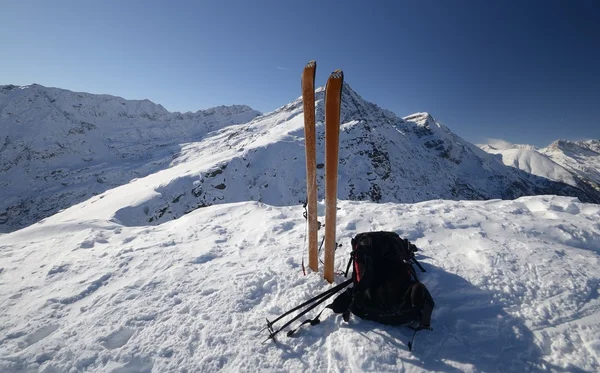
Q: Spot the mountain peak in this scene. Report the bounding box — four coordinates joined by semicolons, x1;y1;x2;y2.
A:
403;112;435;126
547;139;600;156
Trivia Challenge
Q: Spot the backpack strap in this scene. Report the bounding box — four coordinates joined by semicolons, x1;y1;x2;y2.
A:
409;282;435;329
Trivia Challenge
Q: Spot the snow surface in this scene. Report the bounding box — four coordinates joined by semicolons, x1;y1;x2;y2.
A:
1;194;599;372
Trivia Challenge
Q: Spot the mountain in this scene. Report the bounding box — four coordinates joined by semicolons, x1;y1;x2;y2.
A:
480;140;600;198
1;83;599;232
540;140;600;192
0;84;261;232
100;83;600;227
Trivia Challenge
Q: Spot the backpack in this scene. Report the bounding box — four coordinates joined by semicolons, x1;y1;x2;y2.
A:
331;231;434;328
264;231;435;350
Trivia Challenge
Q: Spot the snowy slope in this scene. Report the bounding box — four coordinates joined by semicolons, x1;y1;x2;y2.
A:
42;82;600;230
1;195;599;372
540;140;600;192
481;145;579;185
480;141;600;201
0;84;261;232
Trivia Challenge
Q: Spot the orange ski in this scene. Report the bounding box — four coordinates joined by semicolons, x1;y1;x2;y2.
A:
301;60;318;272
323;69;343;283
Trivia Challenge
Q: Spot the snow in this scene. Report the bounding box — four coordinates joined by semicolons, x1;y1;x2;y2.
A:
1;195;599;372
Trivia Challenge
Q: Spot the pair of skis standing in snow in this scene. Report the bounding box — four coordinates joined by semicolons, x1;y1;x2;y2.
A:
263;61;435;351
301;60;343;284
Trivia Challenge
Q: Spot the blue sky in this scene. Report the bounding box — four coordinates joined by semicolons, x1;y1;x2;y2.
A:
2;0;599;147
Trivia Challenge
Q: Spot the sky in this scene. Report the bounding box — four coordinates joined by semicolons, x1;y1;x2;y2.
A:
2;0;599;147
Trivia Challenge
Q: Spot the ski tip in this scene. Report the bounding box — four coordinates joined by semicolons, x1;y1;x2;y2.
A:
305;60;316;69
330;69;343;80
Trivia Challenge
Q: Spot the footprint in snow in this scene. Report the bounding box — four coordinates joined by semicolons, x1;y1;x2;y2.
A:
47;263;70;277
9;286;37;300
24;324;60;346
50;274;112;305
344;221;357;230
79;232;111;249
190;250;221;264
272;221;295;233
122;236;136;244
9;292;23;299
100;328;135;349
80;239;95;249
199;288;218;296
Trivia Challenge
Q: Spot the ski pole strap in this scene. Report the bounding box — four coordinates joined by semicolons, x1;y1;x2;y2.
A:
302;200;322;229
286;306;328;337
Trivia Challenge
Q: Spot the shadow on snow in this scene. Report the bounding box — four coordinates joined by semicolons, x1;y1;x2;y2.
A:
269;262;580;373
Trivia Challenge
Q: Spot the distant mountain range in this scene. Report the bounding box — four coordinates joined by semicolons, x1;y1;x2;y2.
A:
1;83;598;232
479;140;600;201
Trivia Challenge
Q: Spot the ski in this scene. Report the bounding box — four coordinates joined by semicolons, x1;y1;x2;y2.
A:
301;60;318;272
323;69;344;283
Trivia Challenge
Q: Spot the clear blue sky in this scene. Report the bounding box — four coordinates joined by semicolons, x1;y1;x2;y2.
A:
2;0;599;147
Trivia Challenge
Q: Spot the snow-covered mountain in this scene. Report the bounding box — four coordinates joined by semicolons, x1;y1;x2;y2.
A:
2;83;599;232
0;84;261;232
480;140;600;198
540;140;600;192
95;83;600;227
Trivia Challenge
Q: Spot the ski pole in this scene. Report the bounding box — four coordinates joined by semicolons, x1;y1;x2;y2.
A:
263;282;347;343
263;279;352;332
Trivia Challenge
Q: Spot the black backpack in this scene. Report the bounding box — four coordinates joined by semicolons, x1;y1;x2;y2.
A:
264;231;435;351
331;231;434;329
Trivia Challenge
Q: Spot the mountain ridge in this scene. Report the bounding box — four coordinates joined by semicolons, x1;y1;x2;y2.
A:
1;83;599;232
479;138;600;198
0;83;261;231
